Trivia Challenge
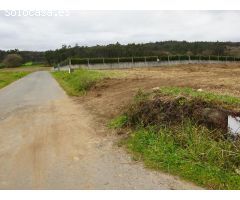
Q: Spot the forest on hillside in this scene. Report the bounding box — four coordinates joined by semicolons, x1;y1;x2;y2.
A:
1;41;240;65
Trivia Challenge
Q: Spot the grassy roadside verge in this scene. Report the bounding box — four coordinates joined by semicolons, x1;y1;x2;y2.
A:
110;87;240;189
52;69;114;96
0;71;30;89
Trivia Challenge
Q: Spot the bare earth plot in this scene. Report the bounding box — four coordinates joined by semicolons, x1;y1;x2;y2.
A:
79;63;240;124
0;71;199;189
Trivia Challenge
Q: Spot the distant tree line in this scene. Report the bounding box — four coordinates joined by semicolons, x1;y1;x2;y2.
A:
1;41;240;66
0;49;45;64
45;41;240;65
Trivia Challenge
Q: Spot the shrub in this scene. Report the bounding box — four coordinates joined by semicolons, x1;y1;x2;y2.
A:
159;56;169;61
89;58;104;64
169;55;179;61
104;58;119;63
119;57;133;63
133;57;145;62
71;58;88;65
0;63;4;68
3;54;23;68
146;56;158;62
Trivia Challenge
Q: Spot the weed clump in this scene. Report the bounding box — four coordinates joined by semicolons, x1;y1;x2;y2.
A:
113;87;240;189
127;88;239;136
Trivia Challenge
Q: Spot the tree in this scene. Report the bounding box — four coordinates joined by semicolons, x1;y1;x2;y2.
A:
3;54;23;67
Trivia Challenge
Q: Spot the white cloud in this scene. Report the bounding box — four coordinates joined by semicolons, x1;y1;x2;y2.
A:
0;10;239;51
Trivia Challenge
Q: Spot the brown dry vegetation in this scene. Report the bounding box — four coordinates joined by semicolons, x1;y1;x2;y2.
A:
76;63;240;125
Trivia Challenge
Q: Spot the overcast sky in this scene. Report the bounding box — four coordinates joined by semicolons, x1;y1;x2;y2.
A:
0;10;240;51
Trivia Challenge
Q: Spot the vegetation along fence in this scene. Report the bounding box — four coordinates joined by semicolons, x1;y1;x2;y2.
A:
54;55;240;70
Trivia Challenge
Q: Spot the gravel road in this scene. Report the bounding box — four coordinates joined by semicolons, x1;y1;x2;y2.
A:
0;71;201;189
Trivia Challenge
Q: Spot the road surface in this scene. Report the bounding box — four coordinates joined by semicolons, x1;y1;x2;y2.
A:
0;71;201;189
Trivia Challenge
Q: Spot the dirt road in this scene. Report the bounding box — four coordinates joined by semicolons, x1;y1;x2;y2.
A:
0;71;200;189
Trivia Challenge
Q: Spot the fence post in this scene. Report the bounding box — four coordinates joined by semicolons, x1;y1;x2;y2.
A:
144;57;146;63
68;58;72;73
188;55;190;63
132;57;134;63
87;58;89;67
118;57;119;64
103;57;105;64
168;55;170;63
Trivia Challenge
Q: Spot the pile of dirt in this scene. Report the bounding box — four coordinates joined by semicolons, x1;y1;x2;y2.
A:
127;93;239;134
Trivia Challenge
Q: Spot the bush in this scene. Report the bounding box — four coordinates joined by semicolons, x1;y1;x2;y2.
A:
133;57;145;62
146;56;158;62
169;55;179;61
3;54;23;68
119;57;133;63
71;58;88;65
0;63;4;68
104;58;119;63
89;58;104;64
159;56;169;61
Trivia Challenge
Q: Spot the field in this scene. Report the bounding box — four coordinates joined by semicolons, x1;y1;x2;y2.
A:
53;63;240;189
78;63;240;120
0;71;30;89
0;64;51;89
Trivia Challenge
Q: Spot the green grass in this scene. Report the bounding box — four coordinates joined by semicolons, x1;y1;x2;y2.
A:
0;71;30;89
123;121;240;189
159;87;240;108
108;115;128;129
111;87;240;189
52;69;112;96
20;62;48;68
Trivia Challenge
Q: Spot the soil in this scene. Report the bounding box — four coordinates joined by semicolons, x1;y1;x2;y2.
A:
78;63;240;126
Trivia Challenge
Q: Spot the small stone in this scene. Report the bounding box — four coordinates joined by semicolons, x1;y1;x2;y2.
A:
197;88;203;92
152;87;160;91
